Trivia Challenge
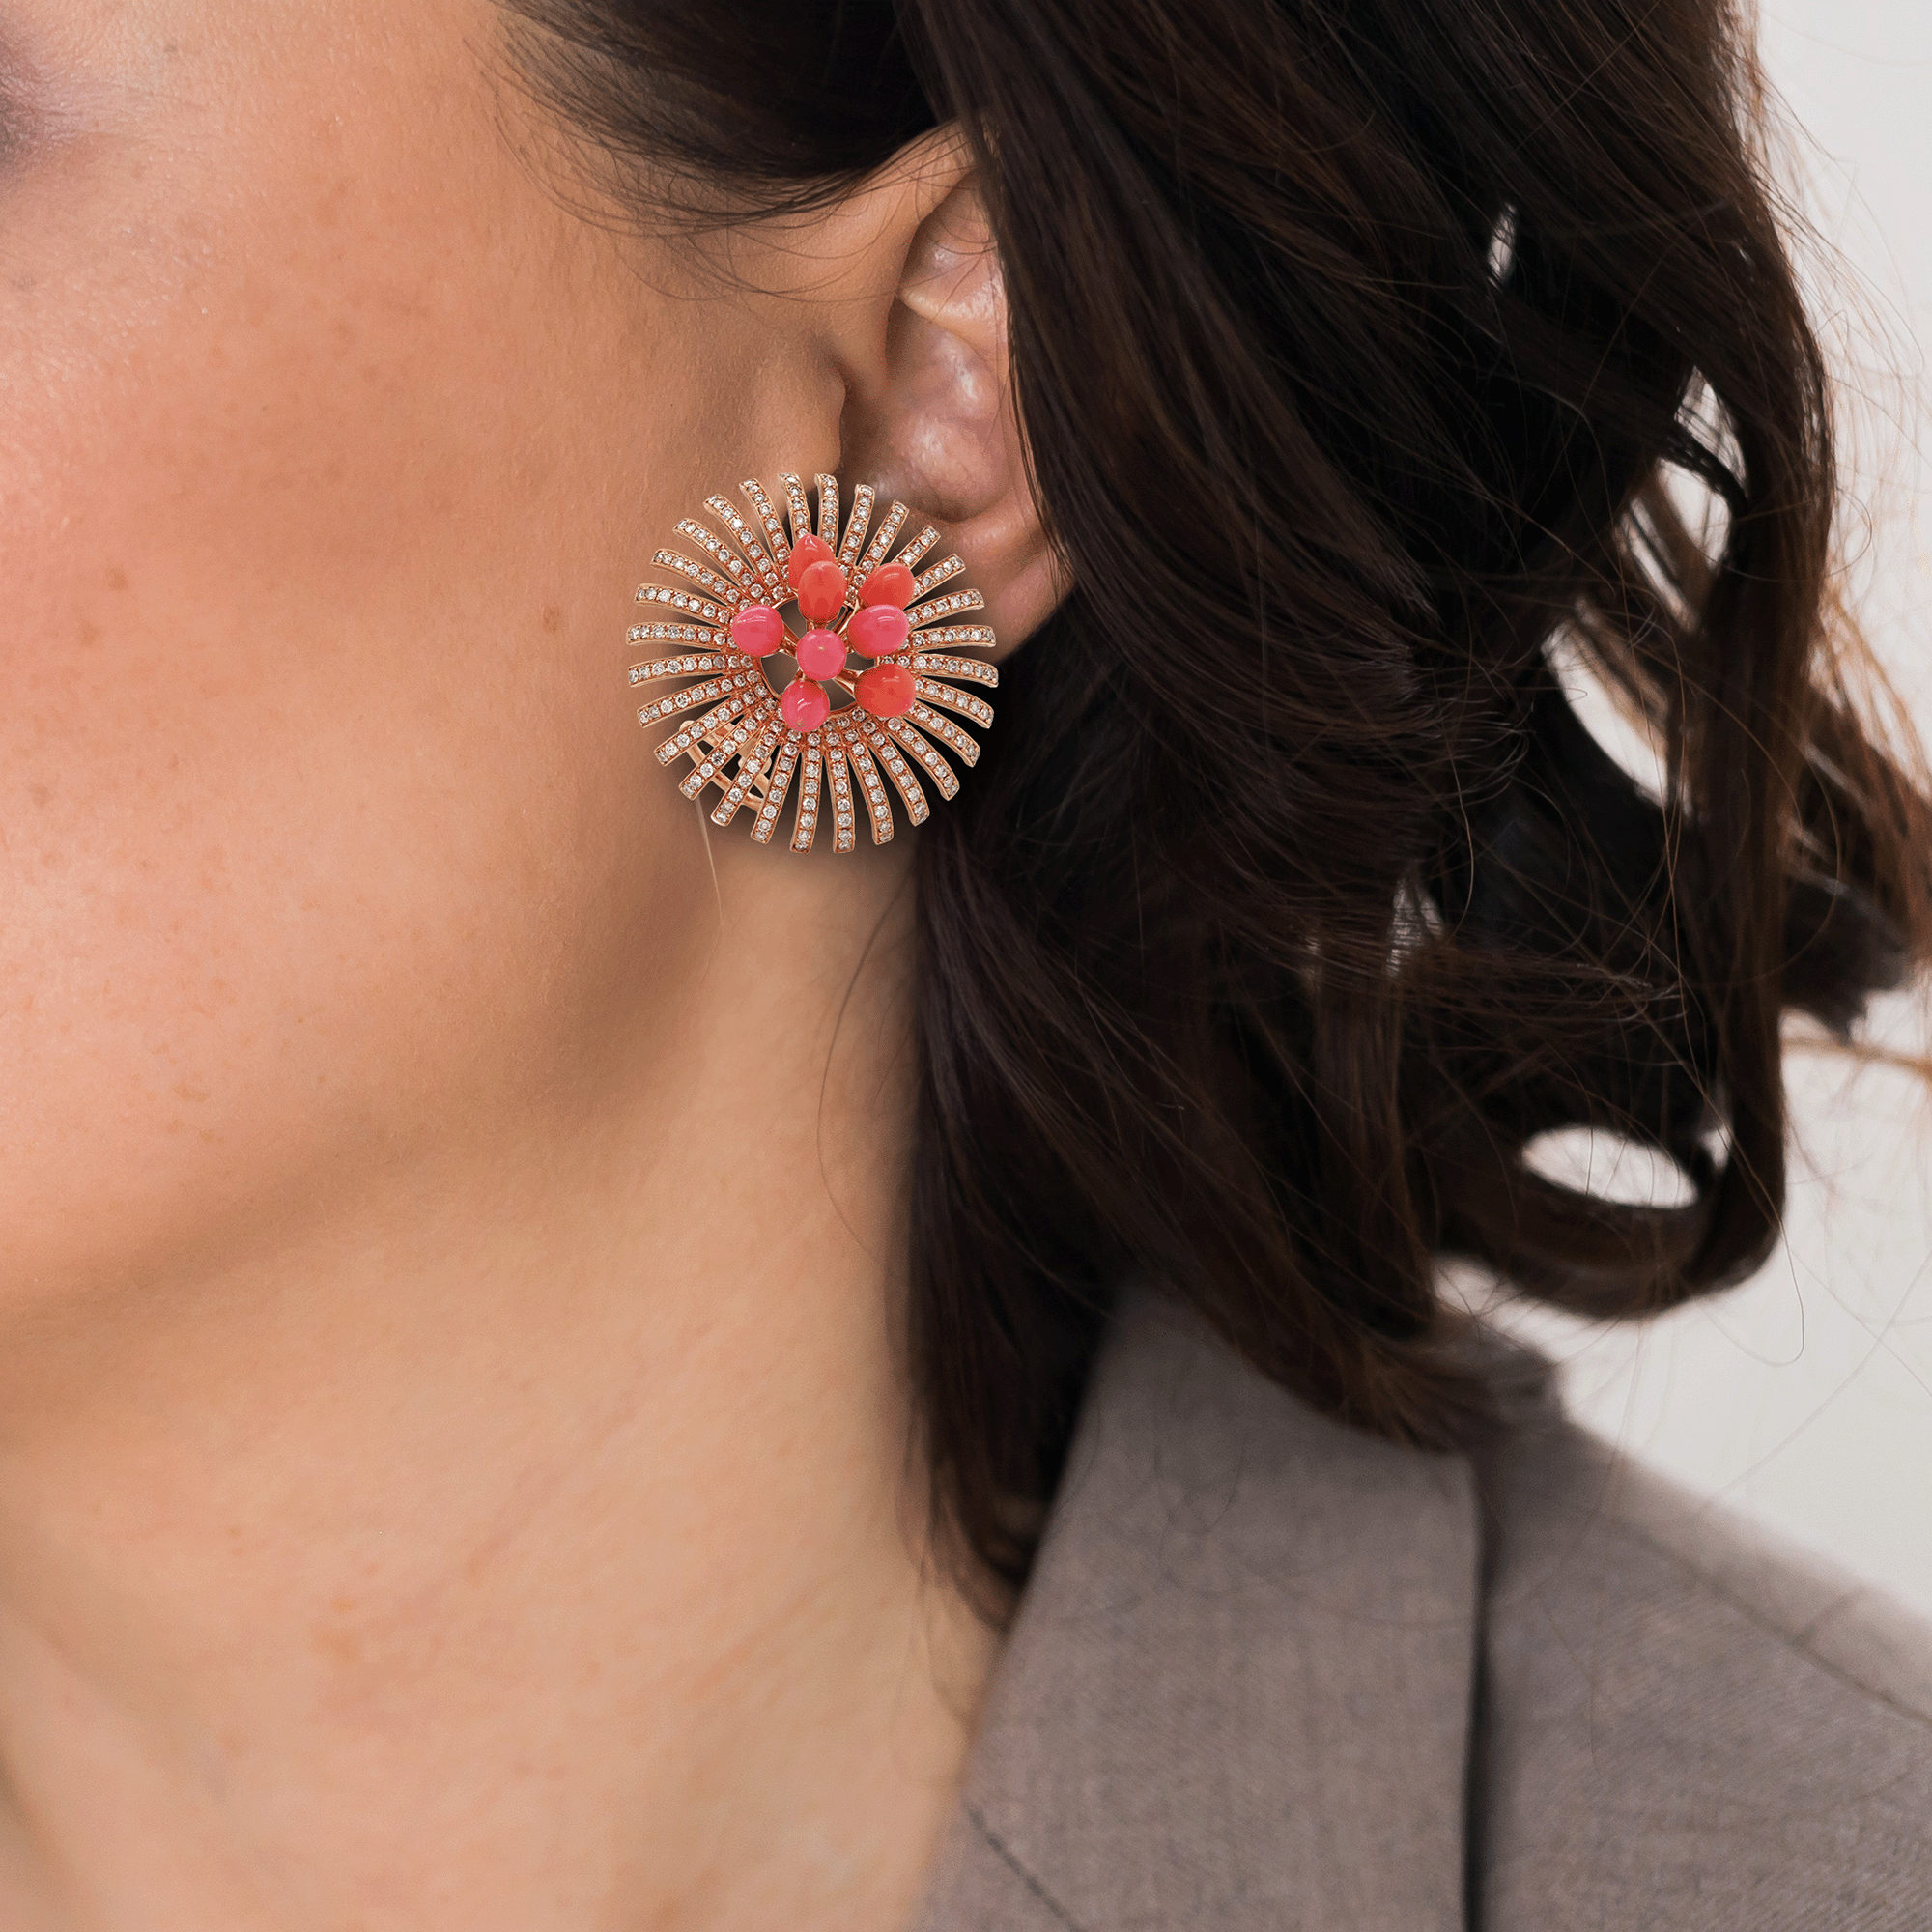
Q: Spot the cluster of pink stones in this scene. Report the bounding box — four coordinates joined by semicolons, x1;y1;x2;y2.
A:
727;538;920;731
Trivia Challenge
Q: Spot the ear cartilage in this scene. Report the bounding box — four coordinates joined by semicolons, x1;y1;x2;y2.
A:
628;471;997;851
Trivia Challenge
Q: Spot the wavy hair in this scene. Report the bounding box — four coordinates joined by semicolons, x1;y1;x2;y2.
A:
501;0;1932;1589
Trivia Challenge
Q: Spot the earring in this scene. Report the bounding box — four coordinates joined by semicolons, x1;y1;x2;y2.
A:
626;472;997;853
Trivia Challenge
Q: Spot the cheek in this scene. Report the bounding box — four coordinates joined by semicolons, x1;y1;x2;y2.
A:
0;9;716;1291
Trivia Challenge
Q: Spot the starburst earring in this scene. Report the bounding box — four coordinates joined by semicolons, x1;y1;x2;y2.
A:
626;472;997;854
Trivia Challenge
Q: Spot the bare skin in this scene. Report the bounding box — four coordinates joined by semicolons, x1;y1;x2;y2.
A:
0;2;1054;1925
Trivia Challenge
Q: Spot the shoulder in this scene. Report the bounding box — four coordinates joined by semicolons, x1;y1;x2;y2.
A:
925;1293;1932;1932
1475;1401;1932;1929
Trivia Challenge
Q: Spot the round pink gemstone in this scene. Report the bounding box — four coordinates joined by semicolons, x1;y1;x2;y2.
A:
860;561;917;609
781;678;831;733
785;533;836;590
847;604;910;658
729;603;784;656
795;559;850;623
794;628;847;679
856;662;915;719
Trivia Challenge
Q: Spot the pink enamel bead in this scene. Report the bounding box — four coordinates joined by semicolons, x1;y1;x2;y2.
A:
781;678;831;733
795;559;850;623
729;603;784;656
785;533;836;590
855;662;915;719
847;604;910;658
859;561;917;609
794;628;847;679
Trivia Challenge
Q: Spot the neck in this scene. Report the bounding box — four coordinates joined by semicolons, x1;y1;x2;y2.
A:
0;837;994;1931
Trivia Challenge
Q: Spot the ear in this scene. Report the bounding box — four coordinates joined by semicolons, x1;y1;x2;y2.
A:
834;176;1065;660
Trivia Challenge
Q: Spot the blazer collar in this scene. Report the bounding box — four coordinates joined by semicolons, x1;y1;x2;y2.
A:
913;1293;1482;1932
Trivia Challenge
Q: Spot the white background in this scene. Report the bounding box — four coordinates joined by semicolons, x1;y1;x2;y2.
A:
1481;3;1932;1615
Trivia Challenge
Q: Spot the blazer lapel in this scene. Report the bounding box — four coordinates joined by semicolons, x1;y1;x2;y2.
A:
915;1293;1481;1932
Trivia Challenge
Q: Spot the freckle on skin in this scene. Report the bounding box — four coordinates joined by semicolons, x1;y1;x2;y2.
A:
27;785;49;808
542;606;562;633
105;566;128;591
174;1083;210;1103
314;1625;359;1665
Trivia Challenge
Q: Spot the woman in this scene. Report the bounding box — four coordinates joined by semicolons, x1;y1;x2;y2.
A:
8;0;1929;1923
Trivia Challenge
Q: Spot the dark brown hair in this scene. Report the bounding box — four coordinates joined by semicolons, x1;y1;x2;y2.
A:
501;0;1932;1589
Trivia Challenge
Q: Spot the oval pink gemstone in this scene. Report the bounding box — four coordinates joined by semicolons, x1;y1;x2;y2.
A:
860;561;917;609
781;678;831;733
785;533;836;590
847;604;910;658
794;628;847;679
796;559;850;623
729;603;784;656
856;662;915;719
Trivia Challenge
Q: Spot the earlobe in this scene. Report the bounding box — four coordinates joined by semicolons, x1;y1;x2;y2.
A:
838;180;1065;657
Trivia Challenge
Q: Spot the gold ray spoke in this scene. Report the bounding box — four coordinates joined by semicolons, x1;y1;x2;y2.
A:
863;724;929;827
853;501;910;588
895;526;941;574
750;735;803;846
908;634;998;667
648;548;747;609
703;497;786;604
710;718;783;827
905;698;980;768
843;737;895;845
641;669;759;737
679;697;777;800
912;554;964;597
887;719;960;799
627;644;736;686
790;736;825;852
908;588;985;629
912;678;994;727
824;743;858;852
739;479;790;572
837;484;875;569
780;473;813;549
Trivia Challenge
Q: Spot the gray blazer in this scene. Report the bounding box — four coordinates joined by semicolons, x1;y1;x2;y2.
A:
912;1293;1932;1929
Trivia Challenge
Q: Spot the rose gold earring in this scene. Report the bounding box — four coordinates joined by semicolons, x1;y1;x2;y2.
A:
626;472;997;853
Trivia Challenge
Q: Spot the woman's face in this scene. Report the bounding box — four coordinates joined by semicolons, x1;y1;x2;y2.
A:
0;0;841;1299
